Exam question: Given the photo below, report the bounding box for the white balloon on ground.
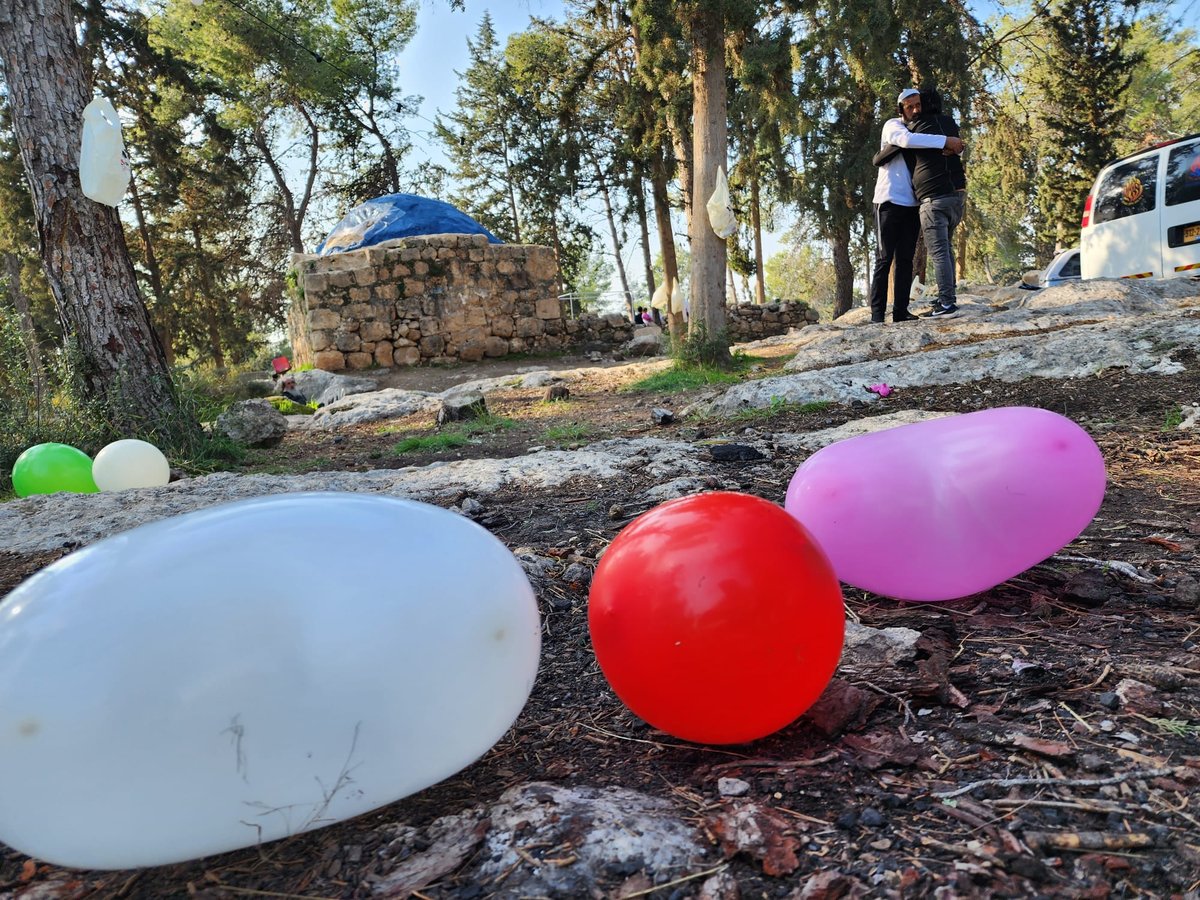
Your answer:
[91,438,171,491]
[0,492,541,870]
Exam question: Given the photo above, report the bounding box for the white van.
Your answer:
[1080,133,1200,281]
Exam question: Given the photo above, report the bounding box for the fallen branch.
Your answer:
[709,751,840,775]
[1024,831,1157,851]
[619,862,728,899]
[1052,555,1158,584]
[932,767,1174,799]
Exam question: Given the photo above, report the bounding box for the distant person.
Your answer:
[634,306,645,326]
[903,87,967,319]
[869,88,963,324]
[278,375,308,405]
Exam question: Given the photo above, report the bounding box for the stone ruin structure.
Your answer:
[286,234,817,370]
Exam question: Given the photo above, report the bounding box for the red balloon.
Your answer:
[588,492,845,744]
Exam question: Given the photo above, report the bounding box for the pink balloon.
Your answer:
[785,407,1106,602]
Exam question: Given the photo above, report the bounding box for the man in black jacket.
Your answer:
[902,88,966,319]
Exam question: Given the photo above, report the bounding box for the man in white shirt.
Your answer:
[868,88,963,323]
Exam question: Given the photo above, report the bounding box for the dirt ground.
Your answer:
[3,341,1200,899]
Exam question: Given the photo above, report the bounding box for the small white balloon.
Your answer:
[91,438,170,491]
[0,493,541,869]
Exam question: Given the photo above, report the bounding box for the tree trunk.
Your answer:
[128,173,174,366]
[831,228,854,318]
[0,0,187,439]
[362,98,400,194]
[750,167,766,304]
[687,10,730,364]
[633,175,655,305]
[651,147,684,341]
[191,226,224,372]
[255,126,304,254]
[592,158,632,317]
[727,266,738,304]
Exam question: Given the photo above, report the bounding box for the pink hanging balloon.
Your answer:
[785,407,1106,602]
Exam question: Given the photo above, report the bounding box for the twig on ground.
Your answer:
[933,767,1174,799]
[619,863,728,898]
[1023,831,1157,851]
[1052,554,1158,584]
[709,750,840,775]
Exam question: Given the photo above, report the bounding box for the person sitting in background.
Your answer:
[278,376,308,406]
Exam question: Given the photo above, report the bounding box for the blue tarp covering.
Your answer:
[315,193,502,255]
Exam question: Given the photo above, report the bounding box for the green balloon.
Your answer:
[12,443,99,497]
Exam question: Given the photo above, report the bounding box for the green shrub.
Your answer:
[0,314,109,495]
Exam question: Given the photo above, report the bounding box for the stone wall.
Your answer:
[726,301,818,340]
[286,234,817,370]
[287,234,564,370]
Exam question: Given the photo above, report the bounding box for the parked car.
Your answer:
[1080,132,1200,280]
[1021,247,1081,289]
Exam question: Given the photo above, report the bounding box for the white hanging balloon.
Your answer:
[92,438,171,491]
[0,493,541,869]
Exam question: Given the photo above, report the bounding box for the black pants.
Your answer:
[869,202,920,322]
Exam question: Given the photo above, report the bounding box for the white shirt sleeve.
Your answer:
[882,118,947,149]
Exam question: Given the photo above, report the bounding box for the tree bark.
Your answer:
[191,226,224,372]
[831,227,854,318]
[687,9,730,364]
[651,147,684,342]
[0,0,187,438]
[255,126,304,254]
[750,167,766,303]
[633,175,655,305]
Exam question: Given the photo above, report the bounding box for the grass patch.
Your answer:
[543,423,593,444]
[625,364,744,394]
[394,432,470,454]
[392,413,515,455]
[729,397,833,422]
[266,396,319,415]
[1163,406,1184,431]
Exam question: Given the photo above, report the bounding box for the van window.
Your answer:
[1060,253,1081,278]
[1093,155,1159,224]
[1166,142,1200,207]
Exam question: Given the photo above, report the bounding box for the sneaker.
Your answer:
[925,304,960,319]
[893,312,921,322]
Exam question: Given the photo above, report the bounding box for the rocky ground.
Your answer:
[3,280,1200,899]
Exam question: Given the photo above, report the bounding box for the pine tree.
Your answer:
[1036,0,1139,251]
[0,0,189,440]
[435,14,526,241]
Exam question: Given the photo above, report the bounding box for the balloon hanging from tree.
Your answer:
[588,492,845,745]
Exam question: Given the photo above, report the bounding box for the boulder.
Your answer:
[288,370,379,407]
[623,330,665,358]
[437,391,488,425]
[214,400,288,448]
